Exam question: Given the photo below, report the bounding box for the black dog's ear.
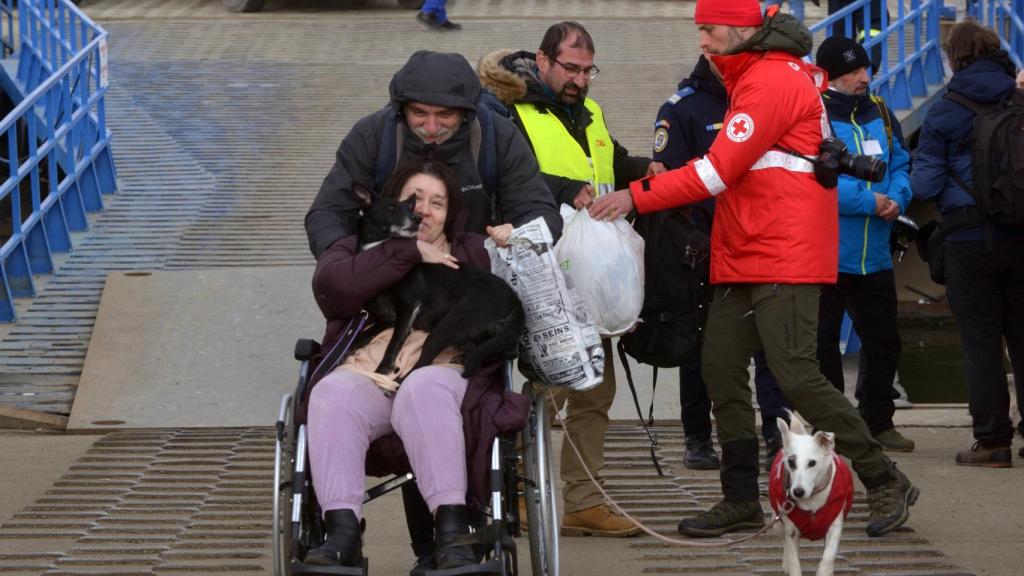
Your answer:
[353,185,375,209]
[401,195,417,209]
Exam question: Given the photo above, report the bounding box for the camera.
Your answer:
[814,138,887,188]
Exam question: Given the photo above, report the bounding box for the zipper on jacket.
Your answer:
[850,110,870,275]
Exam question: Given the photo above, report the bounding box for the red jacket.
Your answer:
[768,452,854,541]
[630,50,837,284]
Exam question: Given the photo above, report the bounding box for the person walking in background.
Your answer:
[416,0,461,31]
[651,53,791,471]
[911,20,1024,467]
[814,36,915,453]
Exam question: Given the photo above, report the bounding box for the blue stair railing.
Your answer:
[0,0,117,322]
[808,0,947,110]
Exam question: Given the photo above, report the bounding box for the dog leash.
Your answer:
[545,388,793,548]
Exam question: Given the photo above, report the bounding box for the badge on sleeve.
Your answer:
[726,113,754,143]
[654,127,669,152]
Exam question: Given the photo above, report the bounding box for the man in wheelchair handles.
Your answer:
[297,161,529,573]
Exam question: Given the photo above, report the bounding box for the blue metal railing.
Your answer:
[809,0,946,110]
[0,0,117,322]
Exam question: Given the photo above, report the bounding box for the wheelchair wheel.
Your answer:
[272,395,295,576]
[521,385,559,576]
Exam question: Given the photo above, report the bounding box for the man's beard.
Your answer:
[558,82,588,104]
[413,125,454,143]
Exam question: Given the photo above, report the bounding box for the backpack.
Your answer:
[375,90,508,222]
[618,205,712,368]
[944,89,1024,228]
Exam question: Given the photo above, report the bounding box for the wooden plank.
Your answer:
[0,405,68,429]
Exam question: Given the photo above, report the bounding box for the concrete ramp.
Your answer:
[68,267,321,431]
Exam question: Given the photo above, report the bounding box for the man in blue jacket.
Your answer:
[652,54,791,472]
[911,21,1024,467]
[815,36,915,453]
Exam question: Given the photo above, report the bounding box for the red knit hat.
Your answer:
[694,0,764,27]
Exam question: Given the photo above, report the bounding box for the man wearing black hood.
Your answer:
[305,50,561,260]
[478,21,662,538]
[651,54,791,474]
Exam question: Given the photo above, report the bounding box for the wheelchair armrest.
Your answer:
[294,339,322,362]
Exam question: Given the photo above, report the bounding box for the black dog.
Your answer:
[354,187,525,378]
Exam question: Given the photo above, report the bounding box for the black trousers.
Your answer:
[817,269,901,435]
[945,239,1024,446]
[679,351,790,442]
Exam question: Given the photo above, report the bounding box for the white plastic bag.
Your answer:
[553,205,645,336]
[486,217,602,392]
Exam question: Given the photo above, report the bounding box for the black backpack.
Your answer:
[944,89,1024,228]
[619,206,712,368]
[375,90,507,221]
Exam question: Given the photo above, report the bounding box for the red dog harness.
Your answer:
[768,451,854,541]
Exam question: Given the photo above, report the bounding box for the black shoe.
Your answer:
[683,437,720,470]
[416,11,462,30]
[763,435,782,472]
[410,553,436,576]
[956,442,1012,468]
[303,509,363,567]
[434,505,477,569]
[865,464,920,537]
[676,500,764,538]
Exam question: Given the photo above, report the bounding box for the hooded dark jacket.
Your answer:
[477,49,652,207]
[301,227,529,509]
[911,51,1022,241]
[305,51,561,259]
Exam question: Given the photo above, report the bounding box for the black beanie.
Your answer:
[815,35,871,81]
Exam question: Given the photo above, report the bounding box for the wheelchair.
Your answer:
[272,314,561,576]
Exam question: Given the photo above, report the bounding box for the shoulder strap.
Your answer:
[375,106,402,191]
[474,104,500,222]
[944,90,986,115]
[871,95,893,153]
[615,340,665,476]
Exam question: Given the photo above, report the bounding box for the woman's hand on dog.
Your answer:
[418,240,460,269]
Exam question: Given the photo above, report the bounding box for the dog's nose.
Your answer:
[792,487,805,498]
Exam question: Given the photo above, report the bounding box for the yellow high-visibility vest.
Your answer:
[515,98,616,197]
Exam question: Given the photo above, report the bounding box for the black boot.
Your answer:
[433,505,477,569]
[304,509,363,567]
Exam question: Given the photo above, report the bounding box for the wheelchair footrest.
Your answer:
[426,558,504,576]
[289,558,368,576]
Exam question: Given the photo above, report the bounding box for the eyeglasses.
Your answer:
[547,54,600,80]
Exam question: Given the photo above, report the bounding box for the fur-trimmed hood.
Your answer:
[477,49,554,107]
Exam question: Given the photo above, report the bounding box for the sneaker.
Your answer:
[893,380,913,409]
[874,428,916,452]
[955,442,1012,468]
[763,435,782,472]
[683,437,720,470]
[415,11,462,30]
[676,500,764,538]
[560,503,641,537]
[865,465,920,537]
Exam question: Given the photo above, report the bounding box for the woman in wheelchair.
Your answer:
[303,159,526,571]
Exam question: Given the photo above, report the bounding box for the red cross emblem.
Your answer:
[726,113,754,142]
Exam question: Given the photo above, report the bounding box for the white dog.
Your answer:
[768,413,854,576]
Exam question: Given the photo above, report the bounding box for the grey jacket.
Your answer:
[305,50,561,258]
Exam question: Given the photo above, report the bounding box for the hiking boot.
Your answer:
[415,11,462,30]
[865,465,920,537]
[955,442,1012,468]
[763,435,782,472]
[874,428,916,452]
[676,500,764,538]
[560,503,641,537]
[683,437,720,470]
